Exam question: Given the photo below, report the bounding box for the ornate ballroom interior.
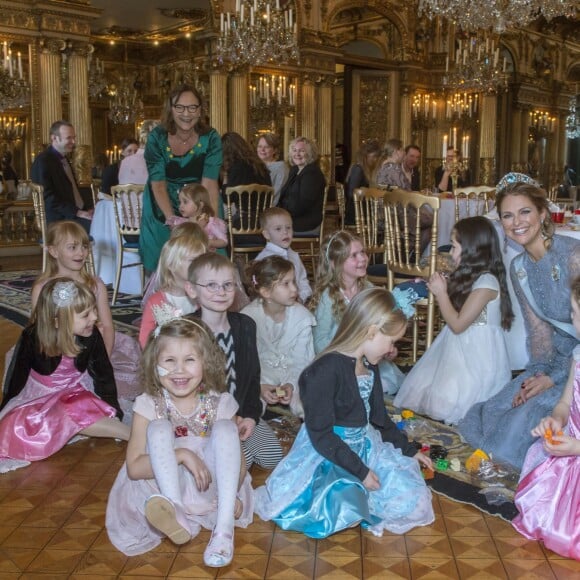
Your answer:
[0,0,578,196]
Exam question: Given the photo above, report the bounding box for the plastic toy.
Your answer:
[544,428,563,445]
[401,410,415,419]
[435,458,449,470]
[465,449,489,472]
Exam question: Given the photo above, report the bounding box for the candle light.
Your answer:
[502,57,507,73]
[452,127,457,149]
[442,135,448,160]
[240,4,244,21]
[220,13,224,33]
[17,52,22,79]
[289,8,293,27]
[445,55,449,72]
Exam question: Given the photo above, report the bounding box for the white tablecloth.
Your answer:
[437,197,492,247]
[90,199,142,295]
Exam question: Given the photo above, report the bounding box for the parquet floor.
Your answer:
[0,316,579,579]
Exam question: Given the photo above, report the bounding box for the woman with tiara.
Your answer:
[459,174,580,469]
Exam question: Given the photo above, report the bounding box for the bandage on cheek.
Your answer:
[157,365,171,377]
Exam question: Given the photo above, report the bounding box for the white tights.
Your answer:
[146,419,241,534]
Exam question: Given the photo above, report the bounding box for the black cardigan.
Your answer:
[278,162,326,232]
[1,325,123,419]
[190,311,262,424]
[299,352,417,481]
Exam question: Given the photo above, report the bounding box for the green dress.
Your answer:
[140,126,223,272]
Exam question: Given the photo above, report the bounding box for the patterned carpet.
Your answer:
[0,269,519,520]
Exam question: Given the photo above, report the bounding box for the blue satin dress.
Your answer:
[254,373,434,538]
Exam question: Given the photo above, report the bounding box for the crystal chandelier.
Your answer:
[0,42,30,111]
[87,55,108,99]
[411,93,438,130]
[250,74,296,123]
[108,44,144,126]
[216,0,300,68]
[566,94,580,139]
[0,115,25,142]
[529,109,556,139]
[418,0,577,33]
[443,34,509,94]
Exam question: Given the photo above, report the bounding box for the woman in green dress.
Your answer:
[140,85,223,272]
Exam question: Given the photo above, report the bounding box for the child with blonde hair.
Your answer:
[178,183,228,251]
[255,207,312,303]
[0,278,128,473]
[139,234,206,346]
[311,230,413,395]
[255,287,434,537]
[242,256,316,416]
[31,220,141,412]
[106,318,253,564]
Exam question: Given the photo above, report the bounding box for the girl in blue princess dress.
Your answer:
[394,216,514,424]
[254,287,434,538]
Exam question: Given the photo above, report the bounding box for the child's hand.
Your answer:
[261,384,280,405]
[278,383,294,405]
[177,448,212,492]
[427,272,447,297]
[236,417,256,441]
[362,469,380,491]
[544,434,580,457]
[414,451,434,470]
[531,416,563,437]
[195,213,209,228]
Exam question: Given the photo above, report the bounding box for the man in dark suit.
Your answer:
[403,145,422,191]
[31,120,93,232]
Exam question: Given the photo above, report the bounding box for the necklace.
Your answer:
[175,131,196,145]
[157,387,217,437]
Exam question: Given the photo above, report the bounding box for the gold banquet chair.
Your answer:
[353,187,388,286]
[224,184,274,262]
[31,182,95,276]
[110,183,145,305]
[453,186,495,222]
[383,188,441,362]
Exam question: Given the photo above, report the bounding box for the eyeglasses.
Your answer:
[172,103,201,113]
[195,281,236,294]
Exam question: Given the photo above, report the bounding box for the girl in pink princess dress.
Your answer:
[106,317,253,566]
[512,276,580,560]
[0,278,129,473]
[31,220,142,418]
[178,183,228,252]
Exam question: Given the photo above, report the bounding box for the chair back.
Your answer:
[335,182,346,229]
[383,189,441,357]
[111,183,144,236]
[354,186,385,260]
[90,179,101,207]
[30,183,48,271]
[453,186,495,221]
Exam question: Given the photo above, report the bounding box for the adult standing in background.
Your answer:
[278,137,326,235]
[402,145,421,191]
[344,140,381,226]
[100,138,139,194]
[31,120,93,233]
[118,120,158,186]
[140,85,222,273]
[256,133,288,205]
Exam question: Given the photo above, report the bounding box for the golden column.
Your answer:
[300,77,316,141]
[400,92,413,148]
[479,94,497,185]
[229,73,248,138]
[68,44,92,186]
[38,38,65,147]
[317,79,333,182]
[520,108,530,173]
[210,71,228,135]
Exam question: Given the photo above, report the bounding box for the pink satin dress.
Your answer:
[512,346,580,560]
[0,356,116,465]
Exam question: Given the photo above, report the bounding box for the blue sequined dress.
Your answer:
[459,235,580,468]
[254,372,434,538]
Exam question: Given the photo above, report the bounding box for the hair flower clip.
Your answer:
[52,281,78,309]
[392,286,420,319]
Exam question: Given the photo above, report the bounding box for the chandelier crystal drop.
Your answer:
[108,75,145,125]
[216,0,300,68]
[418,0,577,33]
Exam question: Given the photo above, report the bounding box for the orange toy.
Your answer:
[544,428,564,445]
[465,449,489,472]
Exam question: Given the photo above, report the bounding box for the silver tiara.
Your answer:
[52,281,78,309]
[496,172,539,195]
